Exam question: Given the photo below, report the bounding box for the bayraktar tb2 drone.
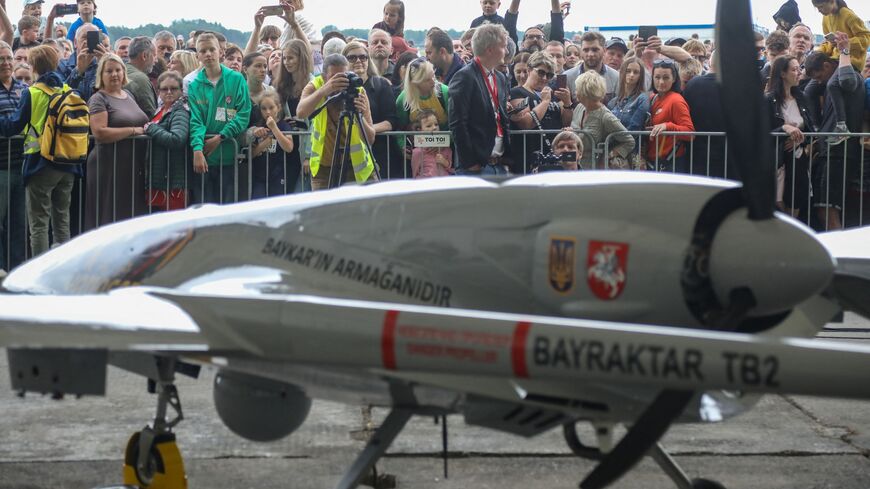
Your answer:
[2,1,870,488]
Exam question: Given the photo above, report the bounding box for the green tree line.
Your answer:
[106,19,250,46]
[104,20,578,48]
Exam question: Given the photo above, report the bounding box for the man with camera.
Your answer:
[297,54,377,190]
[533,130,581,172]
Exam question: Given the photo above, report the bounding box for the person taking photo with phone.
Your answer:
[507,51,571,172]
[60,23,105,102]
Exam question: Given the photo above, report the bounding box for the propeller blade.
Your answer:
[582,3,777,485]
[716,0,774,220]
[579,390,695,489]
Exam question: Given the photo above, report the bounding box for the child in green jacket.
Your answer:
[189,32,251,204]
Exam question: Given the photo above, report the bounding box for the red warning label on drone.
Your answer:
[382,311,514,370]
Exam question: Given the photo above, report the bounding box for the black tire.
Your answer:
[691,478,727,489]
[562,423,603,461]
[123,431,168,487]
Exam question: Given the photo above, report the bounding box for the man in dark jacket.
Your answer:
[448,24,511,174]
[803,40,866,230]
[682,50,731,179]
[426,28,465,85]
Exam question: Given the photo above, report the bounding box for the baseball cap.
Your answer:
[605,37,628,53]
[23,0,44,6]
[665,37,687,47]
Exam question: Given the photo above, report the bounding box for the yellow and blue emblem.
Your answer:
[548,237,576,293]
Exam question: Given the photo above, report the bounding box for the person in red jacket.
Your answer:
[646,58,694,172]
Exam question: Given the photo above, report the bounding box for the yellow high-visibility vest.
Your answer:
[23,83,69,154]
[308,76,374,182]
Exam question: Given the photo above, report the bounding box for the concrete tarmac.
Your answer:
[1,315,870,489]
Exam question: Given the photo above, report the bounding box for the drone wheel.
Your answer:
[691,478,727,489]
[123,431,186,489]
[562,423,603,461]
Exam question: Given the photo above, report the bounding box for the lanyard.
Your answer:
[476,58,503,137]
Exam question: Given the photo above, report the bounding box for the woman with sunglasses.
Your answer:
[144,71,190,211]
[343,41,398,178]
[507,51,572,172]
[645,58,694,172]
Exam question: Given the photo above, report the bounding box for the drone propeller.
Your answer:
[580,1,791,487]
[716,0,775,220]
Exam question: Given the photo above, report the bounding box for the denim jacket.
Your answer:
[607,92,650,132]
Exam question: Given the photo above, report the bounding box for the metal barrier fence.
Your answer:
[1,129,868,272]
[603,130,870,231]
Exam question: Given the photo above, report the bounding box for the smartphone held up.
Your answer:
[56,3,78,16]
[86,30,100,53]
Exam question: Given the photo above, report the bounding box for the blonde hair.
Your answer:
[342,40,378,79]
[682,39,706,55]
[94,54,127,89]
[679,58,703,80]
[403,59,438,114]
[196,32,220,49]
[255,87,284,119]
[169,49,198,78]
[574,70,606,101]
[552,130,584,155]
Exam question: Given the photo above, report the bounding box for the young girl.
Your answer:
[411,110,453,178]
[372,0,405,38]
[250,88,299,198]
[810,0,870,143]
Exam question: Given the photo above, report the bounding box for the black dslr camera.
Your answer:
[341,71,365,105]
[532,151,578,172]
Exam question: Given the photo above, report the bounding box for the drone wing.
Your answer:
[2,287,869,401]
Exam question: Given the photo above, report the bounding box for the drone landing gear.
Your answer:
[335,408,412,489]
[564,421,726,489]
[649,443,725,489]
[122,358,187,489]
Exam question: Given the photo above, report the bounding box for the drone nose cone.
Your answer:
[709,212,835,316]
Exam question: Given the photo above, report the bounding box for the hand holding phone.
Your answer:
[56,3,78,16]
[556,74,567,90]
[824,33,836,43]
[86,30,100,53]
[261,5,284,16]
[638,26,658,43]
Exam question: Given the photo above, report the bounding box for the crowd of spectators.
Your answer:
[0,0,869,275]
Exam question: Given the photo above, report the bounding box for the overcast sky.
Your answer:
[12,1,829,35]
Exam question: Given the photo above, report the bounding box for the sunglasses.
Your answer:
[534,68,555,79]
[346,54,369,63]
[653,58,676,67]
